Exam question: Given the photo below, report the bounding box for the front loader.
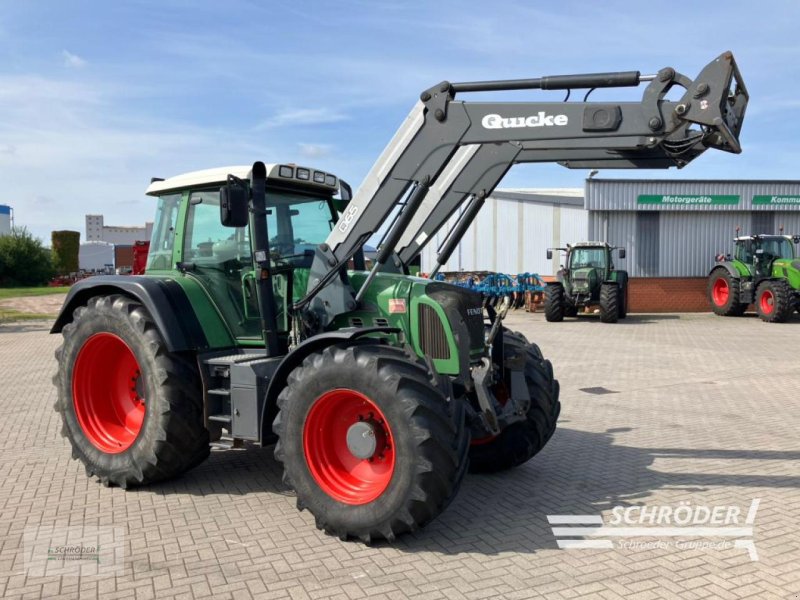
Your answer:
[52,52,747,542]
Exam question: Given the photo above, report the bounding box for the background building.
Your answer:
[85,214,153,245]
[419,189,586,275]
[78,241,115,272]
[420,179,800,312]
[586,179,800,277]
[0,204,11,236]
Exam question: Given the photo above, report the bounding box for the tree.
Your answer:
[52,230,80,275]
[0,227,55,287]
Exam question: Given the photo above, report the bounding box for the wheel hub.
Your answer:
[303,389,396,505]
[346,421,378,459]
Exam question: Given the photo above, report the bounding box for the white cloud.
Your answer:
[257,107,348,129]
[62,50,87,69]
[298,143,333,159]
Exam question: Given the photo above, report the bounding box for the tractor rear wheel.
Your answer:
[755,280,793,323]
[53,295,209,488]
[599,283,619,323]
[544,283,566,322]
[707,269,747,316]
[616,272,629,319]
[273,343,469,542]
[469,330,560,473]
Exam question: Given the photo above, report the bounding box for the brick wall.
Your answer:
[628,277,709,312]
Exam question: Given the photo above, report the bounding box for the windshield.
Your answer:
[569,248,607,270]
[757,237,795,260]
[267,190,335,263]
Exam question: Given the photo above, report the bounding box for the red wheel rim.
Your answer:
[712,277,729,306]
[303,389,395,505]
[760,289,775,314]
[72,333,145,453]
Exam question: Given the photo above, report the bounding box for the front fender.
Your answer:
[259,327,400,445]
[709,262,742,280]
[50,276,210,352]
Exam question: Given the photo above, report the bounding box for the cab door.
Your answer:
[182,189,262,340]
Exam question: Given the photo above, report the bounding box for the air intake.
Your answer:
[418,304,450,359]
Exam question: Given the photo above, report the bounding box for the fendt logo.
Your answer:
[481,112,569,130]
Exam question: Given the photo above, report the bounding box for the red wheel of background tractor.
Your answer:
[759,288,774,315]
[303,389,395,505]
[72,333,145,453]
[755,280,792,322]
[707,269,746,316]
[712,277,729,307]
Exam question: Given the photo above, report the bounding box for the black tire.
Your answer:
[545,283,565,322]
[755,280,793,323]
[53,295,209,488]
[599,283,619,323]
[469,330,560,473]
[273,343,469,542]
[616,272,629,319]
[707,269,747,316]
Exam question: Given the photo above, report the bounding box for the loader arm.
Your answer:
[304,51,747,326]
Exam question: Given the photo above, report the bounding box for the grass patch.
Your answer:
[0,308,56,323]
[0,286,70,300]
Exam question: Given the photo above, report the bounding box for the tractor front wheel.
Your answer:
[273,343,469,542]
[755,280,793,323]
[53,295,209,488]
[469,330,560,473]
[599,283,619,323]
[707,269,746,316]
[544,283,566,322]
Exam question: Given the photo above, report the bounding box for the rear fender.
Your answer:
[50,276,210,352]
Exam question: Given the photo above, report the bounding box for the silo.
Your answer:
[0,205,11,236]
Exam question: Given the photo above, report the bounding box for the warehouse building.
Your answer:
[85,214,153,245]
[419,189,586,276]
[587,179,800,311]
[420,179,800,312]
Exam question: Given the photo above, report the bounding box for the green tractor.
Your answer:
[708,234,800,322]
[544,243,629,323]
[51,53,747,541]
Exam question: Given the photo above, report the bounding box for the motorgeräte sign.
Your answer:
[637,194,740,206]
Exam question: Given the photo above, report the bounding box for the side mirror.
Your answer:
[220,175,249,227]
[618,248,626,259]
[793,235,800,244]
[546,249,553,260]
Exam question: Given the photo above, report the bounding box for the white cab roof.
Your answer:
[145,163,339,196]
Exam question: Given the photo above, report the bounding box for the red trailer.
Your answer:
[132,240,150,275]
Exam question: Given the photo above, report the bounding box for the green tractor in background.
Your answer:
[544,243,629,324]
[708,234,800,322]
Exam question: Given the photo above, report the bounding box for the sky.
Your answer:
[1,1,799,243]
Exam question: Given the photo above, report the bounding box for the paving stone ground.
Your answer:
[1,311,799,599]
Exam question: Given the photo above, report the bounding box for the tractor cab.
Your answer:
[734,235,798,279]
[145,165,344,345]
[563,243,620,300]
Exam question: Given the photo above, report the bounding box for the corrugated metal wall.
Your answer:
[586,179,800,211]
[589,211,800,277]
[420,194,587,276]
